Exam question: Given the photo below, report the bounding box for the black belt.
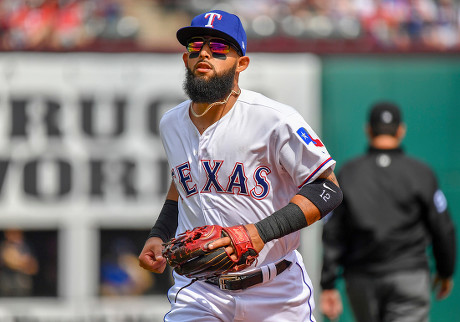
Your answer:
[205,260,292,291]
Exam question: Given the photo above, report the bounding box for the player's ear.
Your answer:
[365,124,373,138]
[236,55,250,73]
[182,52,189,67]
[396,123,406,140]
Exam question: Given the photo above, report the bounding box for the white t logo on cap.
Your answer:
[204,13,222,28]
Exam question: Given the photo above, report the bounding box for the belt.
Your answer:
[205,260,292,291]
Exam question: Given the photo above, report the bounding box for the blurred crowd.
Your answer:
[0,0,459,52]
[0,0,141,51]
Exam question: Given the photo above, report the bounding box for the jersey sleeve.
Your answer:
[276,112,335,188]
[420,169,456,278]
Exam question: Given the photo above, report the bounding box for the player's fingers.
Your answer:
[432,276,453,300]
[154,248,164,261]
[208,237,238,260]
[321,300,335,320]
[139,254,154,269]
[139,253,166,273]
[224,245,239,261]
[138,237,166,271]
[437,280,453,299]
[320,290,342,320]
[139,247,164,265]
[144,261,166,273]
[151,260,167,274]
[207,236,231,250]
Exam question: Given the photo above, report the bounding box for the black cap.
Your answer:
[369,101,402,136]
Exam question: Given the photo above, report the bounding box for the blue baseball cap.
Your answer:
[177,10,247,56]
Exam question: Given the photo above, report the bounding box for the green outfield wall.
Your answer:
[321,56,460,322]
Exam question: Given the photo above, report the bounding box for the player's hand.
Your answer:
[138,237,167,273]
[320,289,343,321]
[207,224,265,261]
[432,275,454,300]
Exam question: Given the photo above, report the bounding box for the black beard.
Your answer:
[183,64,237,103]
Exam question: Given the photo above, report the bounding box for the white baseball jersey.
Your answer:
[160,89,335,267]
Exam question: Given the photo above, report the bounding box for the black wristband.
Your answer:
[147,199,178,242]
[254,203,308,243]
[297,179,343,218]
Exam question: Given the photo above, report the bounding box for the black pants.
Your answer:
[345,270,430,322]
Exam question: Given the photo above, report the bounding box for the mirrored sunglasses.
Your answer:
[186,38,237,55]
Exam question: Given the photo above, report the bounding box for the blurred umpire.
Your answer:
[320,102,456,322]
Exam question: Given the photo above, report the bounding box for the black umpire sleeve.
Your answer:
[421,170,456,278]
[320,201,350,290]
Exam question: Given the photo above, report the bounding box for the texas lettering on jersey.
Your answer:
[172,160,271,200]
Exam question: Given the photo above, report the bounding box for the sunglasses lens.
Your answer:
[187,41,204,53]
[209,41,230,54]
[186,38,232,55]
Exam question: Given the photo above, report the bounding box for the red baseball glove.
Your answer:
[162,225,258,279]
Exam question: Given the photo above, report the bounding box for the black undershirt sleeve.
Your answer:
[147,199,179,242]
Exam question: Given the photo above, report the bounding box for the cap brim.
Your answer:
[177,26,242,55]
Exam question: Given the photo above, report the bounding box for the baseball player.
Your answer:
[138,10,343,322]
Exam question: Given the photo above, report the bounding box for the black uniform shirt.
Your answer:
[321,147,456,290]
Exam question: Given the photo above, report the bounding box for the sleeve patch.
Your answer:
[434,189,447,213]
[296,127,324,147]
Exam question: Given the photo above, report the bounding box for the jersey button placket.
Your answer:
[197,133,209,211]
